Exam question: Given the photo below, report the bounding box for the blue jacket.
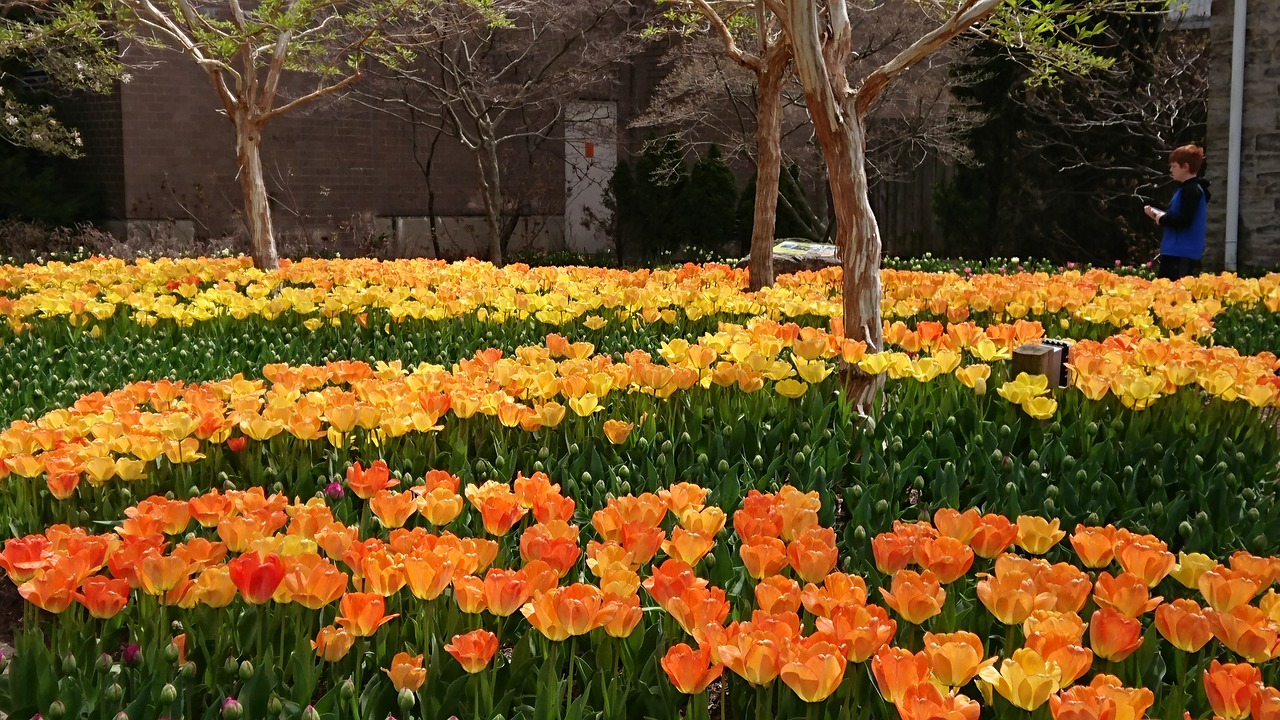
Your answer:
[1159,178,1211,260]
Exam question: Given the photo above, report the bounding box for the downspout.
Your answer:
[1224,0,1247,272]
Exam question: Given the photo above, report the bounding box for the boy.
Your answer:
[1144,144,1211,280]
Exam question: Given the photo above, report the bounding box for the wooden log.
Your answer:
[1011,344,1061,388]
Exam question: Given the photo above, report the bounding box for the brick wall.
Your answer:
[1204,0,1280,272]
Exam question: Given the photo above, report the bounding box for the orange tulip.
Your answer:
[661,643,725,694]
[346,460,397,500]
[369,490,417,529]
[403,552,454,601]
[1154,598,1213,653]
[881,570,946,624]
[787,527,838,584]
[740,537,788,580]
[283,560,348,609]
[914,535,975,584]
[813,603,896,663]
[1025,632,1093,687]
[667,585,731,642]
[453,574,487,614]
[75,575,131,619]
[1092,572,1161,618]
[619,523,664,565]
[659,482,709,516]
[716,629,787,687]
[483,568,531,617]
[1086,675,1154,720]
[1113,536,1174,588]
[1070,525,1117,569]
[781,639,846,702]
[895,682,981,720]
[871,645,930,704]
[1050,685,1118,720]
[933,508,982,544]
[519,521,581,577]
[1207,604,1280,663]
[336,592,398,637]
[1200,566,1262,612]
[312,625,355,662]
[969,514,1019,559]
[800,572,869,618]
[1016,516,1065,555]
[643,559,707,609]
[359,550,406,597]
[445,629,499,673]
[602,593,643,638]
[679,506,727,536]
[1230,551,1279,589]
[385,652,427,692]
[1254,686,1280,720]
[1088,607,1143,662]
[138,553,192,596]
[755,575,801,615]
[603,419,634,444]
[465,482,528,537]
[417,487,464,526]
[662,527,716,566]
[872,532,916,575]
[189,566,237,608]
[923,631,994,688]
[1024,610,1088,643]
[188,490,236,528]
[1035,563,1094,614]
[1203,660,1261,720]
[0,535,53,583]
[532,493,575,524]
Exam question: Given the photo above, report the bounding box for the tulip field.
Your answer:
[1,257,1280,720]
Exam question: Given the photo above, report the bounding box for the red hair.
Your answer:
[1169,144,1204,174]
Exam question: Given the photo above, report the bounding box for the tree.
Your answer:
[58,0,446,269]
[0,0,118,156]
[361,0,638,266]
[769,0,1161,412]
[935,5,1206,263]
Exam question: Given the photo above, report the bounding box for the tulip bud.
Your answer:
[97,653,113,673]
[181,662,196,680]
[619,481,631,495]
[619,465,631,478]
[238,660,253,681]
[340,679,355,700]
[47,700,66,719]
[223,657,238,676]
[302,707,321,720]
[717,459,730,473]
[537,447,550,460]
[164,643,179,664]
[160,684,178,704]
[122,645,141,666]
[113,712,129,720]
[106,683,124,703]
[267,696,283,715]
[533,461,544,473]
[221,698,243,720]
[594,480,605,494]
[581,471,592,484]
[61,654,78,674]
[398,689,415,712]
[657,453,668,467]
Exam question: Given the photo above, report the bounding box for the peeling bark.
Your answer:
[234,118,279,271]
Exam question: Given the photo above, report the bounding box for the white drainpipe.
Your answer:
[1224,0,1247,272]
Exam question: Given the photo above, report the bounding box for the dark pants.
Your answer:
[1158,255,1201,280]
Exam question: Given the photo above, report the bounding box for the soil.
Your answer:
[0,581,20,649]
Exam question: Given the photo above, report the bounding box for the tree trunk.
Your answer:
[234,118,279,270]
[475,131,504,266]
[748,46,788,292]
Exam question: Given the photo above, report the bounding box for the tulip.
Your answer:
[872,532,916,575]
[755,575,801,615]
[1199,566,1262,612]
[658,482,709,516]
[369,490,417,529]
[716,630,786,687]
[465,482,528,537]
[933,508,982,544]
[781,639,846,703]
[445,630,499,673]
[1088,608,1143,662]
[403,552,454,601]
[1069,525,1117,568]
[1016,516,1065,555]
[661,643,724,694]
[1092,572,1161,618]
[346,460,396,499]
[923,631,994,688]
[976,648,1062,711]
[417,487,464,526]
[667,586,731,642]
[385,652,426,692]
[895,682,981,720]
[1086,675,1154,720]
[602,419,634,444]
[0,535,52,583]
[1170,551,1217,589]
[881,569,946,624]
[483,568,531,617]
[1113,537,1174,588]
[913,535,975,584]
[643,559,707,609]
[1207,604,1280,663]
[1154,598,1213,653]
[969,514,1019,559]
[662,527,716,567]
[312,626,355,662]
[871,645,930,704]
[1254,686,1280,720]
[336,592,398,637]
[1050,686,1118,720]
[1229,551,1279,589]
[601,593,643,638]
[75,575,131,619]
[800,572,869,617]
[740,538,788,580]
[1203,660,1261,720]
[283,561,347,610]
[453,575,488,614]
